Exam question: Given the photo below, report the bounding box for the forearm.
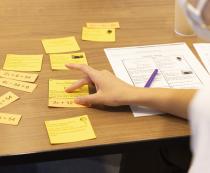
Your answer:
[203,0,210,24]
[125,87,197,119]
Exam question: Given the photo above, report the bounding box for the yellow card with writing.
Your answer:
[82,27,115,42]
[0,78,37,93]
[0,70,38,83]
[49,98,83,108]
[0,91,19,109]
[86,22,120,29]
[50,52,88,70]
[48,79,88,107]
[0,113,21,125]
[45,115,96,144]
[42,36,80,54]
[3,54,43,72]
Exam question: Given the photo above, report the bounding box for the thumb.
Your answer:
[74,94,101,106]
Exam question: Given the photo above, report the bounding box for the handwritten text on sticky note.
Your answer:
[0,70,38,82]
[48,79,88,107]
[0,113,21,125]
[0,92,19,109]
[45,115,96,144]
[0,78,37,92]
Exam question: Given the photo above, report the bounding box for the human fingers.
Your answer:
[65,64,98,79]
[65,77,92,93]
[74,93,102,106]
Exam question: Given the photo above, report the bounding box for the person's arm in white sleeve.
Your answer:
[188,82,210,173]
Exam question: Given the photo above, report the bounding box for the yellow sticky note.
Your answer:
[48,79,88,107]
[50,52,88,70]
[3,54,43,72]
[86,22,120,29]
[49,98,83,108]
[82,27,115,42]
[0,78,37,93]
[0,92,19,109]
[0,113,21,125]
[42,36,80,54]
[45,115,96,144]
[0,70,38,83]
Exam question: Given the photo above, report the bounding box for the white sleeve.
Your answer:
[188,82,210,173]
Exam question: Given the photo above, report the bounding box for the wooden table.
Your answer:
[0,0,199,164]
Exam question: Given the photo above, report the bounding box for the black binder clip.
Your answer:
[72,55,83,59]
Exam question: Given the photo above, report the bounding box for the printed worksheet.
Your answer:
[193,43,210,73]
[104,43,210,117]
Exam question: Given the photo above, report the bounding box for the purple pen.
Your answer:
[144,69,158,88]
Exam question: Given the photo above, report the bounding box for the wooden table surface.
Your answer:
[0,0,200,162]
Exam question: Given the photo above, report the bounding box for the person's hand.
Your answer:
[65,64,136,107]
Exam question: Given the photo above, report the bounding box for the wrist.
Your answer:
[123,87,173,108]
[118,86,146,105]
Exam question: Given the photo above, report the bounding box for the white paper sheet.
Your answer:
[193,43,210,74]
[104,43,210,117]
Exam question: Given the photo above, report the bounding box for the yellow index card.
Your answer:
[82,27,115,42]
[0,78,37,93]
[86,22,120,29]
[45,115,96,144]
[0,70,38,83]
[3,54,43,72]
[42,36,80,54]
[50,52,88,70]
[48,79,89,107]
[0,91,19,109]
[0,113,21,125]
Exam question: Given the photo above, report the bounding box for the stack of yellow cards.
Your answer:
[1,54,42,92]
[50,52,88,70]
[82,22,120,42]
[41,36,87,69]
[45,115,96,144]
[48,79,89,107]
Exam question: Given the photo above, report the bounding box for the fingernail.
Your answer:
[65,88,70,92]
[65,64,71,67]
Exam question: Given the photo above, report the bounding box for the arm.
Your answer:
[203,0,210,25]
[189,0,210,25]
[129,87,196,119]
[65,64,197,119]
